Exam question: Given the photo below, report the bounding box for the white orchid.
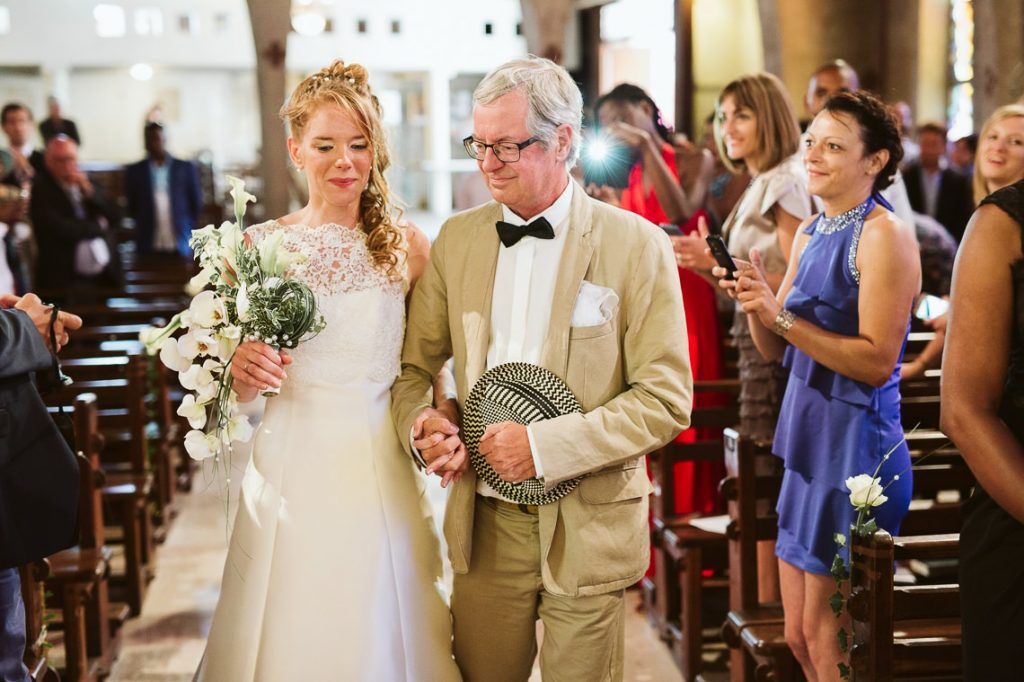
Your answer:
[183,429,219,461]
[179,363,215,392]
[226,414,254,443]
[189,290,227,328]
[176,394,208,429]
[194,379,219,405]
[159,337,191,373]
[178,328,219,360]
[216,325,241,361]
[845,474,888,509]
[226,175,257,221]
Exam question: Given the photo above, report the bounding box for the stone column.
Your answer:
[246,0,291,219]
[973,0,1024,125]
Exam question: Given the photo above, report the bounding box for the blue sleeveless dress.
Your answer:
[772,196,914,575]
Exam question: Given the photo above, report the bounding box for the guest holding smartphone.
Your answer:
[716,91,920,679]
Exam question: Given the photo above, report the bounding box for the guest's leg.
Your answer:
[0,568,30,682]
[536,588,625,682]
[801,569,848,682]
[451,497,540,682]
[778,558,816,681]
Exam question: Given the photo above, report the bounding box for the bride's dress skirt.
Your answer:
[195,380,461,681]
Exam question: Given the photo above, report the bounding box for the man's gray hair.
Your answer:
[473,56,583,168]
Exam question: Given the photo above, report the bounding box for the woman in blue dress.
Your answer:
[715,91,920,680]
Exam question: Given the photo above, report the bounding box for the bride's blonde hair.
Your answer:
[280,60,404,277]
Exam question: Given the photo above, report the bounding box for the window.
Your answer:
[356,18,367,34]
[948,0,974,139]
[94,4,126,38]
[515,22,523,36]
[134,7,163,36]
[214,12,229,32]
[391,19,401,34]
[0,7,9,35]
[178,12,199,35]
[483,22,493,35]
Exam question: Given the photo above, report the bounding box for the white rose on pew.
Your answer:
[226,413,253,443]
[190,290,227,329]
[176,394,208,429]
[179,363,215,392]
[184,429,219,461]
[159,338,191,373]
[845,474,887,509]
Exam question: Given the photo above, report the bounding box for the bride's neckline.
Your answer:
[271,219,362,231]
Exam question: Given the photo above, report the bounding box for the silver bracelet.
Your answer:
[773,309,796,336]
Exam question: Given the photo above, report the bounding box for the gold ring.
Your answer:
[244,361,251,372]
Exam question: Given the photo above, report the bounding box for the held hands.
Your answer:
[0,293,82,353]
[673,214,716,271]
[412,406,467,488]
[714,249,780,329]
[230,341,291,399]
[478,422,536,483]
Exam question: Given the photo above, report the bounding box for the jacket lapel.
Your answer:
[540,184,594,379]
[461,203,502,391]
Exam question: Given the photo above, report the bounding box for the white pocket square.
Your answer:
[571,281,619,327]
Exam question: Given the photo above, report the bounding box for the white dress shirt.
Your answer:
[476,178,574,501]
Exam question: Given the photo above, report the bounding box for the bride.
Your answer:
[195,61,462,681]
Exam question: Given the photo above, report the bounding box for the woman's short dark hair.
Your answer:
[821,90,903,192]
[594,83,672,143]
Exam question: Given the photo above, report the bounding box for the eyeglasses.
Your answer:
[463,135,540,163]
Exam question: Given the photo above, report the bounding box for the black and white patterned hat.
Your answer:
[463,362,582,505]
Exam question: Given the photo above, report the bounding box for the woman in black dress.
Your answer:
[942,178,1024,679]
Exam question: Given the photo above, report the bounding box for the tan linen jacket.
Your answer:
[391,184,693,597]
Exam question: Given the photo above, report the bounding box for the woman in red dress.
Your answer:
[591,84,725,517]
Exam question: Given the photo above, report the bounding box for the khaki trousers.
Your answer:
[451,495,625,682]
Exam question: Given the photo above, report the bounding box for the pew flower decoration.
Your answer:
[141,176,326,479]
[829,436,909,679]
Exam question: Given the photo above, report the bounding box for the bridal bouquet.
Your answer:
[141,176,326,478]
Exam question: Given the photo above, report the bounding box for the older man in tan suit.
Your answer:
[391,57,692,681]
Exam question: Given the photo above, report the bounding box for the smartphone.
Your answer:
[705,234,738,280]
[660,223,684,237]
[914,294,949,321]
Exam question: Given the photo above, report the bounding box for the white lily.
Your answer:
[845,474,888,509]
[226,175,257,222]
[236,282,251,322]
[179,363,215,392]
[189,290,227,328]
[184,429,219,461]
[176,394,208,429]
[159,337,191,373]
[226,413,254,443]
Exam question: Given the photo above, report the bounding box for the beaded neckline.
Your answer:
[815,197,873,235]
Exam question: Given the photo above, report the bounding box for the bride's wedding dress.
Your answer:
[195,222,460,681]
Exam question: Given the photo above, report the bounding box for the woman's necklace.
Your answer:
[816,196,873,235]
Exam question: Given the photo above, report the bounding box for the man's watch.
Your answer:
[773,309,796,336]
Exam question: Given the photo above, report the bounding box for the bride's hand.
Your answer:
[230,341,291,397]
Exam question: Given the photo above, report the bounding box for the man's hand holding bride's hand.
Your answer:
[412,407,467,488]
[230,341,292,401]
[479,422,536,483]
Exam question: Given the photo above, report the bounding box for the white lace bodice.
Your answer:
[246,221,407,386]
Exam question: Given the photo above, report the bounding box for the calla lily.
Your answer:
[186,265,216,297]
[176,394,208,429]
[189,290,227,328]
[226,175,257,223]
[845,474,888,509]
[236,282,251,322]
[227,414,253,443]
[184,429,219,461]
[159,338,190,373]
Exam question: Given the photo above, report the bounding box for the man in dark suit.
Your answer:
[123,122,203,256]
[0,103,43,184]
[38,96,80,147]
[30,136,122,294]
[0,291,82,682]
[904,122,974,242]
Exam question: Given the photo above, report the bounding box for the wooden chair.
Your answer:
[19,559,56,681]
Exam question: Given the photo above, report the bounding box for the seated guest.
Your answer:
[124,122,203,256]
[904,122,973,241]
[942,178,1024,680]
[1,103,42,183]
[717,91,919,679]
[30,136,122,293]
[38,96,79,146]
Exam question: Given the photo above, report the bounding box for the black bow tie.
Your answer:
[495,217,555,248]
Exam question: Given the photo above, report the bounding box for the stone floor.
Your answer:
[99,445,683,681]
